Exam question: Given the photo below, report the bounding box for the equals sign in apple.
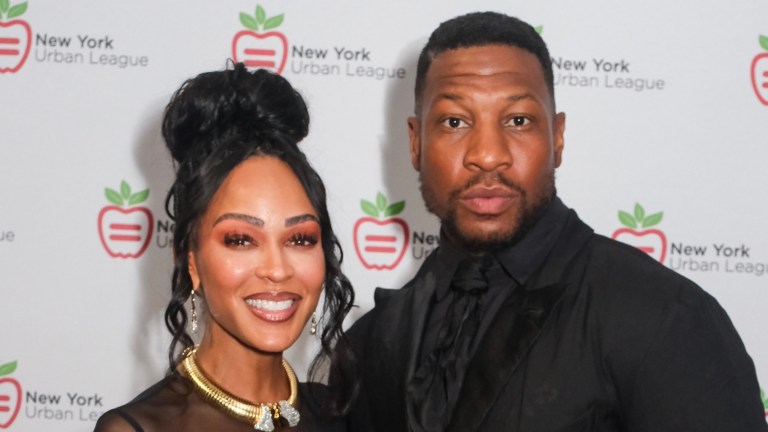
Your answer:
[242,48,277,69]
[0,394,10,412]
[109,223,142,242]
[364,235,398,254]
[762,71,768,89]
[0,37,20,57]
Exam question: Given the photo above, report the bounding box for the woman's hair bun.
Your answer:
[162,63,309,165]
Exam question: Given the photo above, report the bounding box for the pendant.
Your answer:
[279,400,300,427]
[254,404,275,431]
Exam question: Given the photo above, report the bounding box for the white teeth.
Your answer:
[245,298,294,311]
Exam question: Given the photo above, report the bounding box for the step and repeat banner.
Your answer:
[1,0,767,429]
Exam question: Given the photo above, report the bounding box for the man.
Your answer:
[344,11,767,432]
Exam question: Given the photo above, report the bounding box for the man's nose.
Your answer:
[463,122,513,172]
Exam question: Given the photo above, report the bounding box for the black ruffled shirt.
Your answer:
[418,197,568,365]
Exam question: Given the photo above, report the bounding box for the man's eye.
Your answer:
[508,116,530,127]
[442,117,467,128]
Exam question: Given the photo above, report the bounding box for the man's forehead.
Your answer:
[426,45,544,83]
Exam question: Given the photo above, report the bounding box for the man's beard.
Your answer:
[420,171,555,254]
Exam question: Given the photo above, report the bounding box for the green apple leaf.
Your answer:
[264,14,284,30]
[0,0,9,15]
[376,192,387,212]
[760,35,768,52]
[256,5,266,25]
[240,13,259,30]
[128,189,149,206]
[634,203,645,222]
[534,25,543,34]
[120,180,131,200]
[0,360,17,376]
[105,188,124,206]
[643,211,663,228]
[7,1,26,19]
[384,201,405,217]
[361,199,379,217]
[618,210,637,228]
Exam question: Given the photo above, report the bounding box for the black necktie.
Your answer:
[410,256,497,431]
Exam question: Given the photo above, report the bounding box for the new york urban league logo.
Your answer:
[611,203,667,263]
[232,5,287,74]
[98,180,153,259]
[353,192,409,270]
[0,0,30,74]
[0,361,21,429]
[751,34,768,105]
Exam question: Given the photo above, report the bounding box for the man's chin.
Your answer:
[444,220,521,254]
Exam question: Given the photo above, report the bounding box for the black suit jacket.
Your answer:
[346,209,767,431]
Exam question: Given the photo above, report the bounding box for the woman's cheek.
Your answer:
[205,251,256,288]
[294,249,325,291]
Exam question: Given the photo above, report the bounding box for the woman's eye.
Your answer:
[224,233,253,248]
[508,116,530,127]
[442,117,467,128]
[290,233,319,247]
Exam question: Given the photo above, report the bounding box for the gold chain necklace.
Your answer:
[179,345,300,431]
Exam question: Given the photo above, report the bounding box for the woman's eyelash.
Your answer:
[224,233,253,247]
[291,233,318,246]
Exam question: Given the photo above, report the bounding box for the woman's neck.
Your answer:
[194,327,290,404]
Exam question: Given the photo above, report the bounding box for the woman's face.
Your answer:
[188,156,325,354]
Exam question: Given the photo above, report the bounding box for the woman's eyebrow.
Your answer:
[285,214,319,227]
[213,213,264,227]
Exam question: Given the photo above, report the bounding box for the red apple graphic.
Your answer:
[232,5,287,74]
[611,203,667,263]
[97,180,153,259]
[0,361,21,429]
[0,1,31,74]
[354,192,409,270]
[751,34,768,106]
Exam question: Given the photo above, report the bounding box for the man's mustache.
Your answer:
[449,172,525,201]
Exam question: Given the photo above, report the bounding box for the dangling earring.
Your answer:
[190,288,198,334]
[310,313,317,335]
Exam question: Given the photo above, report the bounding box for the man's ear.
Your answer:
[188,251,200,289]
[553,112,566,168]
[408,116,422,171]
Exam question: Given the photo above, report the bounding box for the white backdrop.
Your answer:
[1,0,767,429]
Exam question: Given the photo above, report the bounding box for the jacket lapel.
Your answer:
[448,211,594,431]
[365,253,439,430]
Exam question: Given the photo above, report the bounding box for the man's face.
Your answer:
[409,45,565,253]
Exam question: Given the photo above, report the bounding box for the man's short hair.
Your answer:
[414,11,555,113]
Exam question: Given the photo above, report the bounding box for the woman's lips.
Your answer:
[459,187,517,215]
[244,293,300,322]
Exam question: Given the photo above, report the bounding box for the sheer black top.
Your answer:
[94,372,345,432]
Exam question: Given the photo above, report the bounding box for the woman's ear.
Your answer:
[188,251,200,289]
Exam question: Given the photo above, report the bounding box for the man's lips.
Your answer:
[244,292,301,322]
[459,187,518,215]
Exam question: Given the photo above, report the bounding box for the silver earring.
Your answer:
[310,313,317,335]
[190,289,198,334]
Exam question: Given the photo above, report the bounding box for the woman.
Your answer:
[95,64,356,431]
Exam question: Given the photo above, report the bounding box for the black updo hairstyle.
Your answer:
[161,62,356,415]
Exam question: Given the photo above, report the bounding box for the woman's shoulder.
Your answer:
[94,373,194,432]
[94,410,145,432]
